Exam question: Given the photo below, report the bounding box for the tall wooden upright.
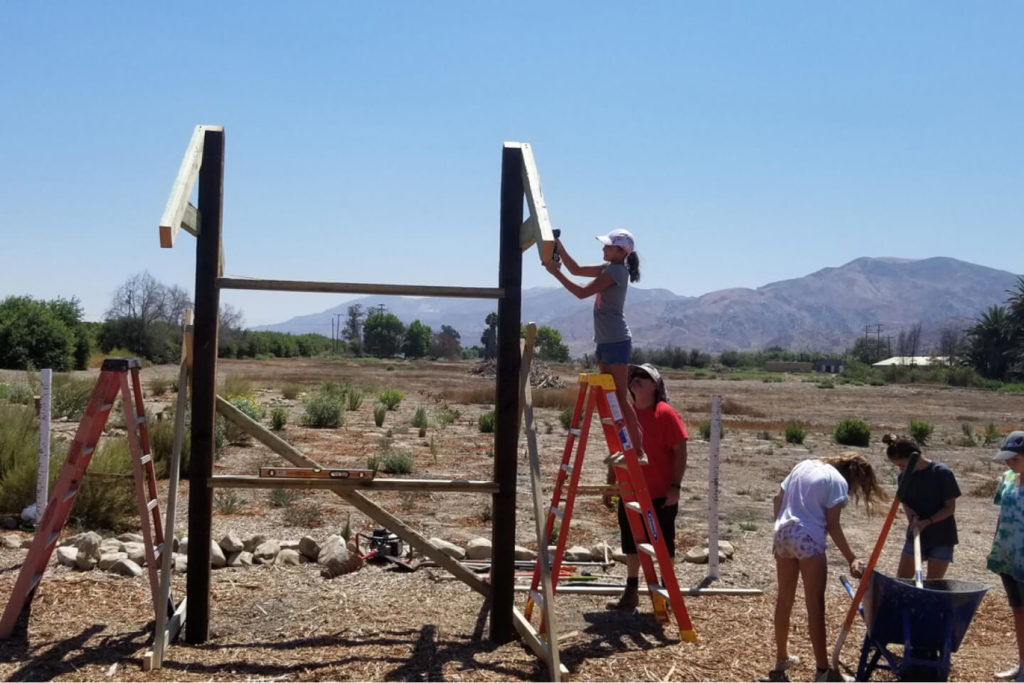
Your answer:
[186,127,224,643]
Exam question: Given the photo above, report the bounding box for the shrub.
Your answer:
[0,405,63,515]
[908,419,933,446]
[2,383,33,406]
[70,438,137,531]
[149,407,190,478]
[148,376,170,396]
[268,488,300,508]
[346,388,364,411]
[51,375,95,420]
[283,501,323,527]
[478,410,496,433]
[834,418,871,447]
[436,405,460,427]
[785,422,806,445]
[984,422,1002,446]
[698,420,723,441]
[225,395,263,444]
[373,403,387,427]
[379,450,413,474]
[303,393,344,428]
[281,383,302,400]
[319,381,347,399]
[411,407,429,430]
[559,408,573,431]
[270,407,288,431]
[213,490,246,515]
[220,375,251,398]
[378,389,404,410]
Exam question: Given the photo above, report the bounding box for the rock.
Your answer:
[56,546,77,567]
[465,537,492,560]
[276,549,301,566]
[514,545,537,561]
[99,539,125,554]
[20,504,37,523]
[590,541,614,562]
[219,531,244,554]
[227,551,253,567]
[1,517,18,530]
[1,534,22,549]
[19,538,32,549]
[116,532,144,544]
[211,542,227,568]
[685,547,709,564]
[123,542,146,565]
[319,539,361,578]
[72,531,103,559]
[243,534,268,553]
[75,552,98,571]
[564,546,592,562]
[718,540,735,558]
[253,539,280,564]
[98,552,128,571]
[611,548,627,563]
[280,539,300,551]
[429,538,466,561]
[174,553,188,573]
[179,537,189,554]
[110,558,144,577]
[299,536,321,561]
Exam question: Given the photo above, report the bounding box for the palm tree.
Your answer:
[967,305,1013,379]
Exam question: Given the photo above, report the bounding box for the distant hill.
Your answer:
[252,257,1019,356]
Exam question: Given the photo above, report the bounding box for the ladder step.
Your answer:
[28,573,43,593]
[139,454,152,465]
[638,543,657,558]
[82,446,95,457]
[134,416,146,426]
[549,506,563,520]
[100,403,113,410]
[569,428,581,436]
[529,589,545,609]
[651,584,670,600]
[600,417,614,425]
[560,464,573,475]
[63,487,78,503]
[147,499,159,512]
[624,501,642,513]
[603,452,624,465]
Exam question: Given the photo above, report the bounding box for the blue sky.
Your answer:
[2,3,1021,327]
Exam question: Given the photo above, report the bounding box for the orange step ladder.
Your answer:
[524,373,697,642]
[0,358,169,639]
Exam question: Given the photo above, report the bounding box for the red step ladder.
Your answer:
[0,358,168,638]
[524,373,697,642]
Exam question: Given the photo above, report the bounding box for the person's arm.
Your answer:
[665,440,688,506]
[773,487,784,520]
[555,238,605,277]
[913,497,956,533]
[544,261,615,300]
[826,504,865,577]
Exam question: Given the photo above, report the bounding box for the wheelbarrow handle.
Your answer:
[832,451,921,671]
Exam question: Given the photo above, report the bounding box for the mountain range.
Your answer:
[252,257,1019,357]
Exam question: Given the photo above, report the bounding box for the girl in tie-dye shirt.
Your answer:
[988,430,1024,682]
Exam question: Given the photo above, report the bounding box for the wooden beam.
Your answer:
[511,607,569,677]
[213,394,490,596]
[160,126,217,248]
[510,142,555,263]
[211,475,498,493]
[217,277,502,300]
[513,585,764,597]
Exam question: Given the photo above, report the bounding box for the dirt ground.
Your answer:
[1,357,1023,682]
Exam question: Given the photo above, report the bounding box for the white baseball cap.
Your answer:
[595,229,635,254]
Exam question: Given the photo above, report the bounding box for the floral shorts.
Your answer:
[773,523,825,560]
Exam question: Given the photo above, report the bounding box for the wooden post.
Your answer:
[490,144,523,643]
[186,128,223,644]
[707,394,722,581]
[35,369,52,524]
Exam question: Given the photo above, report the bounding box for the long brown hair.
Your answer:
[820,452,889,514]
[625,251,641,283]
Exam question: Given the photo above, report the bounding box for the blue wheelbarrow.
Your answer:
[841,571,988,681]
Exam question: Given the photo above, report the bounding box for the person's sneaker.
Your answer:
[606,586,639,610]
[765,670,789,682]
[772,656,799,673]
[998,665,1023,681]
[814,668,853,682]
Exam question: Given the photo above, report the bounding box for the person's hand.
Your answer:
[665,487,680,506]
[602,488,615,508]
[850,558,866,578]
[544,259,562,275]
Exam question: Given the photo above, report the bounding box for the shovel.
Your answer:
[912,527,923,588]
[831,451,921,674]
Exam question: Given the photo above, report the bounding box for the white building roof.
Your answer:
[872,356,949,367]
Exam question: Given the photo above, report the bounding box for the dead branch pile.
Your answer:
[470,359,564,389]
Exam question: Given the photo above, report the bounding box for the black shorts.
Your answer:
[1002,573,1024,608]
[618,497,678,557]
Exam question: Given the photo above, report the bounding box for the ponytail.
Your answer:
[626,252,640,283]
[820,452,889,514]
[882,433,920,460]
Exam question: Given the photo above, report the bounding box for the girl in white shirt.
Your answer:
[770,454,887,682]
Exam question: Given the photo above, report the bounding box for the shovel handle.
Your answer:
[913,528,923,588]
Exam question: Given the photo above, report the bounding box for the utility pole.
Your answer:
[333,312,345,354]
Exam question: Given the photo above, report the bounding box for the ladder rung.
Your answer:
[134,416,146,426]
[603,452,624,465]
[638,543,657,558]
[100,403,114,410]
[47,530,60,546]
[147,499,159,512]
[651,584,670,600]
[63,487,78,503]
[549,506,563,520]
[624,501,641,513]
[569,428,581,436]
[28,573,43,593]
[560,464,573,474]
[600,417,614,425]
[529,589,545,609]
[82,446,95,457]
[139,454,152,465]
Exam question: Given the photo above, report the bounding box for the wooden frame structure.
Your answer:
[158,127,555,651]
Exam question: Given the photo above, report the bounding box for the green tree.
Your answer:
[534,326,570,362]
[430,325,462,360]
[402,320,432,358]
[850,336,889,365]
[967,305,1014,380]
[0,296,78,370]
[480,312,498,361]
[363,312,405,357]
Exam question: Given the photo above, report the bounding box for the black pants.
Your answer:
[617,497,678,557]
